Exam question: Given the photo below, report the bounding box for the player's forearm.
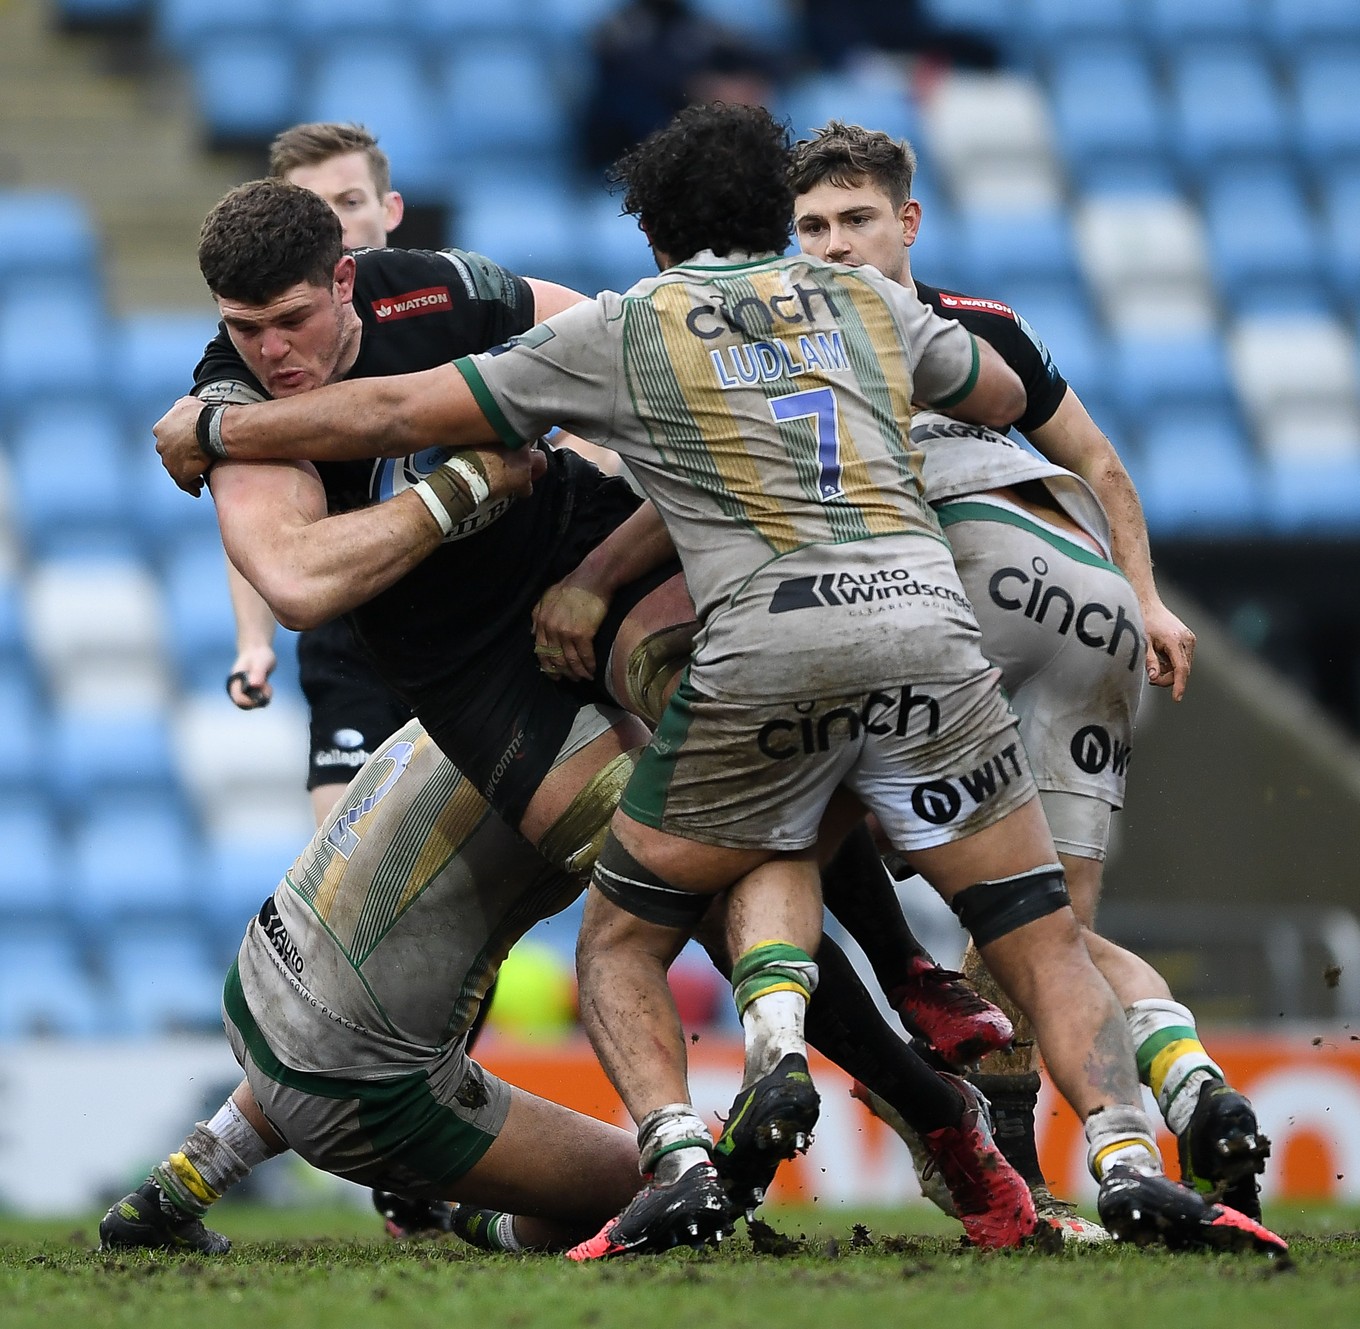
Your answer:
[1088,459,1161,608]
[568,500,676,597]
[229,492,445,630]
[216,365,496,463]
[225,558,279,651]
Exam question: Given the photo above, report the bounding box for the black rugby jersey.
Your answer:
[192,246,583,714]
[915,280,1068,436]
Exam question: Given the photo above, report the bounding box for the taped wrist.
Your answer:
[412,453,492,536]
[195,403,230,461]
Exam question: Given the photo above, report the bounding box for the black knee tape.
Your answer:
[950,865,1069,948]
[592,835,712,930]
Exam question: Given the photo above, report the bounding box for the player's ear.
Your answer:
[333,254,358,302]
[382,190,404,236]
[900,197,922,247]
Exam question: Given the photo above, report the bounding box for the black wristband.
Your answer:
[195,403,230,461]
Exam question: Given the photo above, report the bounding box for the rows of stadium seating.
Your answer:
[3,0,1357,1035]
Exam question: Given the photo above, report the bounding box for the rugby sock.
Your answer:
[452,1208,524,1253]
[732,941,818,1082]
[806,937,963,1132]
[968,1072,1046,1188]
[1084,1105,1162,1181]
[637,1104,713,1185]
[152,1099,277,1218]
[1126,998,1223,1137]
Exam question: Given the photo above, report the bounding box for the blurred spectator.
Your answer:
[798,0,999,73]
[580,0,781,175]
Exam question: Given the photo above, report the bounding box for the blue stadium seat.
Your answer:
[779,70,921,146]
[1294,50,1360,178]
[954,207,1081,298]
[100,921,225,1034]
[1027,0,1136,46]
[1144,0,1265,51]
[157,0,281,54]
[189,34,300,146]
[1110,330,1236,423]
[1168,46,1290,177]
[1202,168,1327,316]
[200,836,293,953]
[114,311,221,434]
[0,668,48,804]
[541,0,628,45]
[1011,292,1110,419]
[577,190,656,296]
[288,0,414,42]
[414,0,542,41]
[301,41,448,201]
[125,431,222,553]
[923,0,1021,53]
[1264,0,1360,54]
[452,177,586,291]
[0,796,67,920]
[158,531,237,692]
[1262,453,1360,533]
[437,40,570,172]
[0,921,106,1037]
[1130,410,1263,534]
[50,705,180,814]
[1048,46,1170,192]
[0,191,98,288]
[1320,167,1360,313]
[69,796,200,928]
[0,286,108,405]
[7,402,136,559]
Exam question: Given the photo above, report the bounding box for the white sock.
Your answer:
[741,990,807,1083]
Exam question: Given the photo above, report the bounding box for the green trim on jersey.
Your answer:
[620,671,700,829]
[452,357,528,447]
[672,256,773,273]
[936,500,1126,578]
[224,962,498,1184]
[930,333,981,409]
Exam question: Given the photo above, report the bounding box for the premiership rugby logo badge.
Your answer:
[373,286,451,322]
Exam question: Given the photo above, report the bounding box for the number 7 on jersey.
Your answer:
[769,386,843,501]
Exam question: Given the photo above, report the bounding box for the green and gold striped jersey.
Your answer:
[235,720,580,1078]
[457,250,985,701]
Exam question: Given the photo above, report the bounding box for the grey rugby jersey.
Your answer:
[455,250,984,701]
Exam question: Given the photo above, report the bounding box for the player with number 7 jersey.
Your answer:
[462,248,996,724]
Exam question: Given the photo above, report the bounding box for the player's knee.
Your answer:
[537,750,637,874]
[617,622,697,726]
[950,864,1070,949]
[590,833,712,930]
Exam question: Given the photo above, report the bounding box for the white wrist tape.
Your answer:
[412,455,492,536]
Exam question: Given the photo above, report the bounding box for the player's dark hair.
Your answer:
[269,121,392,197]
[198,179,344,304]
[611,102,793,263]
[789,121,918,211]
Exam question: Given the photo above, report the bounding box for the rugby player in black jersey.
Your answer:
[788,121,1269,1233]
[222,124,416,828]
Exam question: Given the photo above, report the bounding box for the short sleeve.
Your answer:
[452,299,618,448]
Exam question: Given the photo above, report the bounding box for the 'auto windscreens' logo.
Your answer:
[770,569,970,613]
[372,286,451,322]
